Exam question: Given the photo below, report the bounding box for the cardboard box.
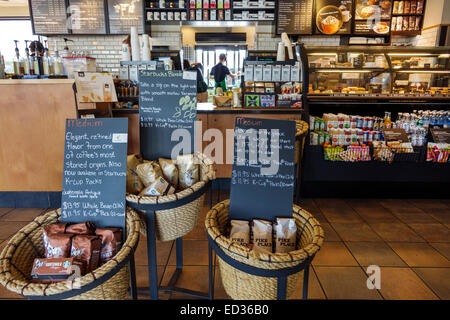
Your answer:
[31,258,84,282]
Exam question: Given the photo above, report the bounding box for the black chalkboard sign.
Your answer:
[431,128,450,144]
[276,0,314,35]
[29,0,69,35]
[382,128,409,142]
[139,70,197,160]
[61,118,128,230]
[229,117,296,221]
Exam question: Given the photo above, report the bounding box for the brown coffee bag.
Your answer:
[45,234,74,259]
[70,235,102,273]
[229,220,250,247]
[177,154,199,190]
[95,228,122,264]
[159,158,179,189]
[274,218,297,254]
[66,222,96,235]
[135,161,163,187]
[252,219,273,254]
[43,223,68,249]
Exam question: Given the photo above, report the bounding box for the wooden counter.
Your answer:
[0,79,77,192]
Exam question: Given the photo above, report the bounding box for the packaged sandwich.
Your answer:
[135,161,163,187]
[274,218,297,254]
[95,228,122,264]
[70,235,102,273]
[177,154,200,190]
[66,222,96,235]
[229,220,250,247]
[45,234,74,259]
[252,219,273,254]
[126,154,144,194]
[159,158,179,189]
[139,176,175,197]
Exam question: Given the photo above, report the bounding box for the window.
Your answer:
[0,19,44,73]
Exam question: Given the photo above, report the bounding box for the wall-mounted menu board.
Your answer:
[107,0,144,34]
[29,0,68,34]
[315,0,353,35]
[61,118,128,230]
[69,0,107,34]
[276,0,314,35]
[229,118,296,221]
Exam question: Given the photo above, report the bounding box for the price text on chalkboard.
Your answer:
[61,118,128,230]
[276,0,314,35]
[139,70,197,160]
[229,118,296,221]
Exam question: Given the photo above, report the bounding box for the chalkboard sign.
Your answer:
[276,0,314,35]
[107,0,144,34]
[139,70,197,160]
[29,0,68,35]
[229,118,296,221]
[61,118,128,230]
[68,0,107,34]
[431,128,450,144]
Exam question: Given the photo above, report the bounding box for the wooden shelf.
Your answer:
[391,30,422,36]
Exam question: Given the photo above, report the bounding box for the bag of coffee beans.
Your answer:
[70,235,102,273]
[42,223,68,249]
[274,218,297,254]
[45,233,74,259]
[135,161,163,187]
[252,219,273,253]
[127,154,144,194]
[66,222,96,235]
[159,158,179,189]
[95,228,122,264]
[177,154,199,190]
[229,220,250,247]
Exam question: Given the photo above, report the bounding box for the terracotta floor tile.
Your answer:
[320,223,341,242]
[346,199,399,223]
[408,199,450,211]
[0,283,24,300]
[168,240,209,266]
[426,208,450,225]
[0,208,14,218]
[331,223,382,242]
[388,242,450,267]
[346,242,407,267]
[133,236,173,266]
[161,266,211,299]
[212,266,231,300]
[430,243,450,260]
[314,266,382,300]
[392,212,440,224]
[128,266,170,300]
[378,267,438,300]
[297,199,327,222]
[312,242,358,266]
[0,208,46,222]
[408,224,450,243]
[369,222,425,242]
[314,199,363,223]
[0,221,28,240]
[289,267,326,300]
[414,268,450,300]
[379,199,426,215]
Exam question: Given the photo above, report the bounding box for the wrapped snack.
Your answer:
[274,218,297,254]
[45,234,74,259]
[139,176,175,197]
[229,220,250,247]
[70,235,102,273]
[31,258,86,282]
[95,228,122,264]
[66,222,96,235]
[159,158,179,189]
[127,154,144,194]
[252,219,273,254]
[373,141,394,162]
[43,223,68,248]
[177,154,200,190]
[135,161,163,187]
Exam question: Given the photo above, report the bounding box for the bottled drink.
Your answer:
[384,111,392,129]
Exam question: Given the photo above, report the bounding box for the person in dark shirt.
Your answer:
[184,59,208,102]
[210,53,238,93]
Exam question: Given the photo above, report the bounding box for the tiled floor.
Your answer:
[0,192,449,300]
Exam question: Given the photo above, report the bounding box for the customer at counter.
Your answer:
[183,59,208,102]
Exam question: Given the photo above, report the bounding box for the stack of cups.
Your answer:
[130,26,141,61]
[141,34,151,61]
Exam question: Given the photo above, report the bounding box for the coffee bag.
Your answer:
[159,158,179,189]
[127,154,144,194]
[252,219,273,253]
[95,228,122,264]
[135,161,163,187]
[274,218,297,254]
[66,222,96,235]
[45,234,74,259]
[229,220,250,247]
[139,176,175,197]
[70,235,102,273]
[42,223,68,249]
[177,154,199,190]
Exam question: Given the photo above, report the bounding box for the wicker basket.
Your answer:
[0,208,140,300]
[295,120,309,165]
[127,153,215,242]
[206,200,324,300]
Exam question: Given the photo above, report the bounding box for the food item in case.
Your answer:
[403,18,409,31]
[159,158,179,189]
[66,222,96,235]
[136,161,163,187]
[274,218,297,254]
[396,16,403,32]
[252,219,273,254]
[404,0,410,13]
[398,0,404,13]
[70,235,102,273]
[229,220,250,247]
[126,154,144,194]
[410,0,417,13]
[416,0,423,13]
[95,228,122,264]
[393,1,399,13]
[415,16,421,30]
[45,234,74,259]
[31,258,85,283]
[139,176,175,196]
[391,17,397,31]
[409,16,415,30]
[177,154,200,189]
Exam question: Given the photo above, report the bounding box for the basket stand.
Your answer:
[127,180,212,300]
[294,130,308,204]
[207,235,314,300]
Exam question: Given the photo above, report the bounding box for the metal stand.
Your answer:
[127,181,212,300]
[208,236,313,300]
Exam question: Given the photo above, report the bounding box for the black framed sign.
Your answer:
[68,0,107,34]
[431,128,450,144]
[29,0,69,35]
[139,70,197,160]
[276,0,314,35]
[229,117,296,221]
[107,0,144,34]
[61,118,128,230]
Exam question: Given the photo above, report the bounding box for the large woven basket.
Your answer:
[127,153,215,242]
[0,208,140,300]
[206,200,324,300]
[295,120,309,165]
